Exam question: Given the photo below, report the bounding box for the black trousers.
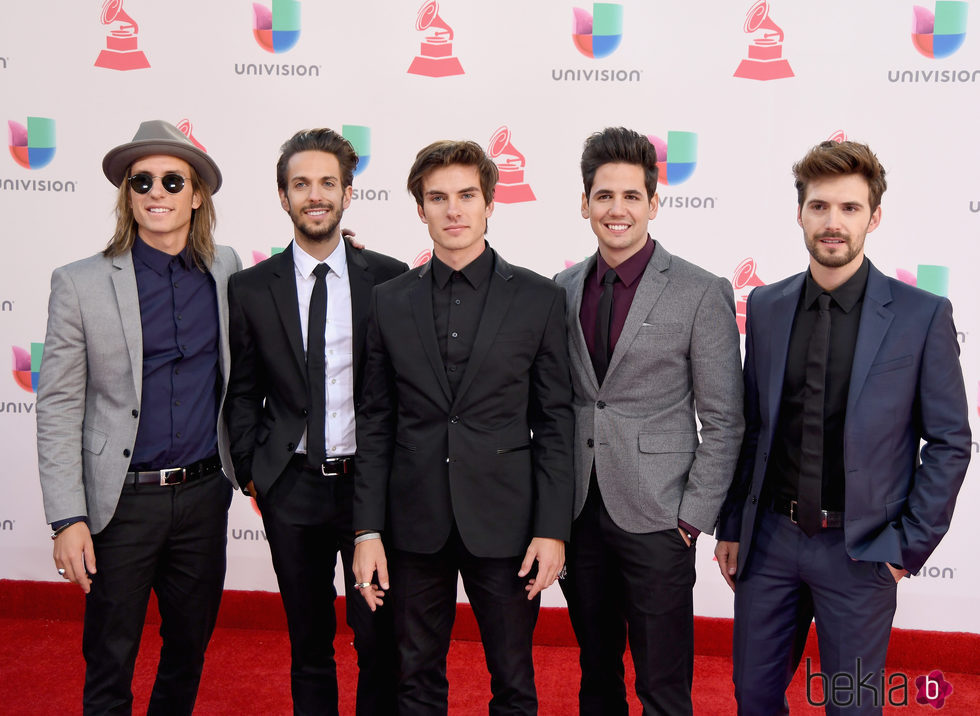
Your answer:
[83,469,232,716]
[390,525,540,716]
[257,458,397,716]
[560,478,697,716]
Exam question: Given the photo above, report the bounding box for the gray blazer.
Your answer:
[555,241,744,534]
[36,245,241,534]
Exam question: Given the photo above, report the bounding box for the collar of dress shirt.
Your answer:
[133,234,192,274]
[595,236,655,288]
[293,238,348,280]
[803,256,869,313]
[430,241,493,290]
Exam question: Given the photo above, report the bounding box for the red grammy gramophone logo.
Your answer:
[94,0,150,71]
[733,1,793,81]
[407,1,464,77]
[488,126,535,204]
[732,258,766,334]
[176,119,207,151]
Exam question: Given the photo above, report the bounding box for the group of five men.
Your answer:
[36,119,970,715]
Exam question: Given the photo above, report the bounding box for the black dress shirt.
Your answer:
[765,258,870,512]
[431,244,494,395]
[129,236,220,469]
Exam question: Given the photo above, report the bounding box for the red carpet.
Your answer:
[2,579,978,714]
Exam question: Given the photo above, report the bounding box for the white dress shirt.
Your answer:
[292,240,356,456]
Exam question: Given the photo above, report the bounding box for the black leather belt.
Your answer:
[125,455,223,486]
[291,453,355,477]
[771,494,844,529]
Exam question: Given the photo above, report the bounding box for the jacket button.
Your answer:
[302,408,309,416]
[131,409,139,418]
[287,442,295,452]
[596,401,606,409]
[587,438,594,448]
[123,449,131,457]
[751,496,758,504]
[450,416,460,424]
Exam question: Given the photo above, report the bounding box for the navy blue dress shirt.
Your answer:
[129,236,220,470]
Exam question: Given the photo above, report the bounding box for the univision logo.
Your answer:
[8,117,55,170]
[912,1,968,59]
[648,131,696,186]
[572,3,623,59]
[895,264,948,296]
[253,0,301,53]
[343,125,371,176]
[12,343,43,392]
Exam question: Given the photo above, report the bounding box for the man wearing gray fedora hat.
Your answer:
[36,119,241,715]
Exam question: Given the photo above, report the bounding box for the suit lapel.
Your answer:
[605,243,669,381]
[209,248,233,386]
[345,240,374,391]
[452,252,517,408]
[268,243,308,381]
[111,252,143,398]
[764,275,805,424]
[847,263,893,414]
[567,256,599,392]
[409,262,454,405]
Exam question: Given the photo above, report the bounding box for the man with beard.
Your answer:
[225,128,405,715]
[715,140,971,715]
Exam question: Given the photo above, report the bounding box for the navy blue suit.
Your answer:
[717,260,971,715]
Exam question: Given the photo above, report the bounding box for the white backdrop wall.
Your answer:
[2,0,978,633]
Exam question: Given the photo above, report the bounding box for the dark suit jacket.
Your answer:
[717,260,972,575]
[353,248,575,559]
[225,239,407,495]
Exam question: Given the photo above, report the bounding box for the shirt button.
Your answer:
[173,282,179,288]
[174,400,181,406]
[454,299,461,305]
[302,408,309,416]
[177,314,182,321]
[331,378,336,384]
[287,442,296,452]
[132,409,139,418]
[176,432,182,438]
[596,401,606,409]
[449,365,457,372]
[451,332,458,338]
[587,438,594,447]
[332,412,337,417]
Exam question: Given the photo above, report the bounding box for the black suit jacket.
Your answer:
[353,248,575,559]
[225,239,408,495]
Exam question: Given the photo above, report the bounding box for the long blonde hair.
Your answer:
[103,163,216,269]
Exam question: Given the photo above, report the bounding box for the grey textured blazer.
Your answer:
[554,241,744,534]
[36,245,241,534]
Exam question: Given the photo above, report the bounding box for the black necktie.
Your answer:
[306,263,328,468]
[593,268,617,385]
[798,292,831,537]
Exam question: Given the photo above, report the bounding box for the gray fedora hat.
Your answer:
[102,119,222,193]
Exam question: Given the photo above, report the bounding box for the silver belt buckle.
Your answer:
[160,467,186,486]
[789,499,798,524]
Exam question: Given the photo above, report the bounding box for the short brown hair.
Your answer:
[793,141,887,212]
[277,128,358,191]
[103,162,216,269]
[581,127,658,199]
[406,140,498,206]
